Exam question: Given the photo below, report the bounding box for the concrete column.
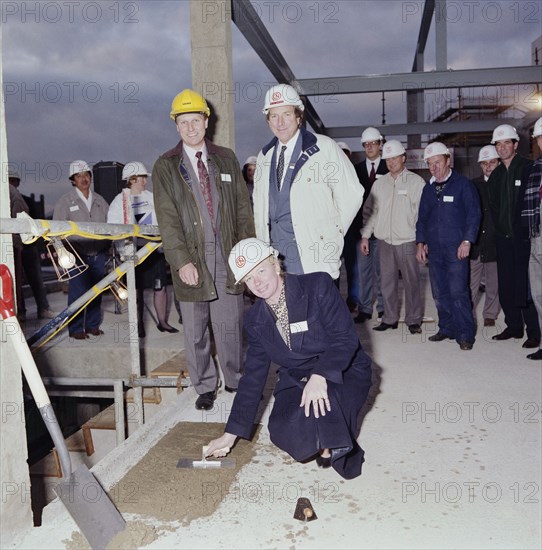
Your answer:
[190,0,235,150]
[0,27,34,542]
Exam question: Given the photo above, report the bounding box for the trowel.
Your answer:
[177,445,236,469]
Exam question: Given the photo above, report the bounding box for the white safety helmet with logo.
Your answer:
[360,127,384,144]
[229,238,279,284]
[262,84,304,115]
[122,161,151,181]
[381,140,406,159]
[477,145,499,163]
[532,117,542,138]
[491,124,519,144]
[69,160,92,180]
[423,142,450,161]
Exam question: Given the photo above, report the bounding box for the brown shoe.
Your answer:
[484,319,495,327]
[70,332,87,340]
[86,328,104,336]
[522,338,541,349]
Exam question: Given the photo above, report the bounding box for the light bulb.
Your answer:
[57,245,76,269]
[117,287,129,300]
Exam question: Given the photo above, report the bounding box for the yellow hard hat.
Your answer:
[170,89,210,120]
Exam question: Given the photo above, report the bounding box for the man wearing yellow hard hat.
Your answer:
[152,89,255,411]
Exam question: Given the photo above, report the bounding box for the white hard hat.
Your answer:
[122,161,150,181]
[228,238,279,284]
[491,124,519,144]
[360,127,383,144]
[69,160,91,179]
[381,140,406,159]
[262,84,304,115]
[423,142,450,161]
[477,145,499,163]
[335,141,351,153]
[532,117,542,138]
[244,156,257,166]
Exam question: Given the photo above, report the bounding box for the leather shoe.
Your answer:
[483,319,495,327]
[492,329,523,341]
[373,322,398,331]
[138,325,146,338]
[428,331,452,342]
[408,323,422,334]
[459,341,473,350]
[224,386,237,393]
[522,338,541,349]
[315,454,331,468]
[354,312,371,323]
[86,328,104,336]
[157,324,180,334]
[195,391,216,411]
[70,332,87,340]
[526,349,542,360]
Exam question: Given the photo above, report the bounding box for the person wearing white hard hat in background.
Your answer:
[353,127,387,324]
[152,89,255,412]
[334,140,360,313]
[519,117,542,361]
[8,169,56,322]
[415,143,481,350]
[488,124,541,349]
[253,84,362,281]
[361,140,426,334]
[469,146,501,328]
[242,155,257,206]
[53,161,109,340]
[107,162,179,338]
[205,238,372,479]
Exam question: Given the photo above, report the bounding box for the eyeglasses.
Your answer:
[363,141,380,147]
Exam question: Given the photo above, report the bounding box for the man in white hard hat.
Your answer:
[519,117,542,360]
[253,83,362,281]
[153,89,255,411]
[53,160,109,339]
[361,140,425,334]
[352,127,387,323]
[488,123,540,349]
[416,143,481,350]
[469,145,501,328]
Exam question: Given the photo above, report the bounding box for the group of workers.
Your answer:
[18,82,541,480]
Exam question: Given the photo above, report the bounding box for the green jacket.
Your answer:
[488,154,530,239]
[152,139,255,301]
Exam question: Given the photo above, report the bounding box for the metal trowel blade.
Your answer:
[176,457,236,469]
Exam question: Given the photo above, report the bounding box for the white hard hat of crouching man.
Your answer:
[229,238,279,284]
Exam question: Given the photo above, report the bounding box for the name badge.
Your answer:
[398,189,407,195]
[515,180,521,187]
[443,195,454,203]
[221,173,232,182]
[69,205,80,212]
[290,321,308,334]
[375,174,382,179]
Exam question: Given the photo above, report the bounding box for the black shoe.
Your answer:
[522,338,541,349]
[315,454,331,468]
[138,326,146,338]
[195,391,216,410]
[354,312,372,323]
[459,341,473,350]
[70,332,88,340]
[373,322,398,332]
[526,349,542,360]
[408,324,422,334]
[157,324,180,334]
[224,386,237,393]
[492,329,523,341]
[428,331,452,342]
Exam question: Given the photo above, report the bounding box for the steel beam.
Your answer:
[296,66,542,96]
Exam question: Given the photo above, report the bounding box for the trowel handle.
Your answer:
[0,264,16,320]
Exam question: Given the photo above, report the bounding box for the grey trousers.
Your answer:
[179,263,243,395]
[379,240,423,326]
[470,258,500,321]
[529,232,542,346]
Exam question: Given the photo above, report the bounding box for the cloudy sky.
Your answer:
[2,0,541,212]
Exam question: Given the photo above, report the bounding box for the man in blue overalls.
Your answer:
[416,142,481,350]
